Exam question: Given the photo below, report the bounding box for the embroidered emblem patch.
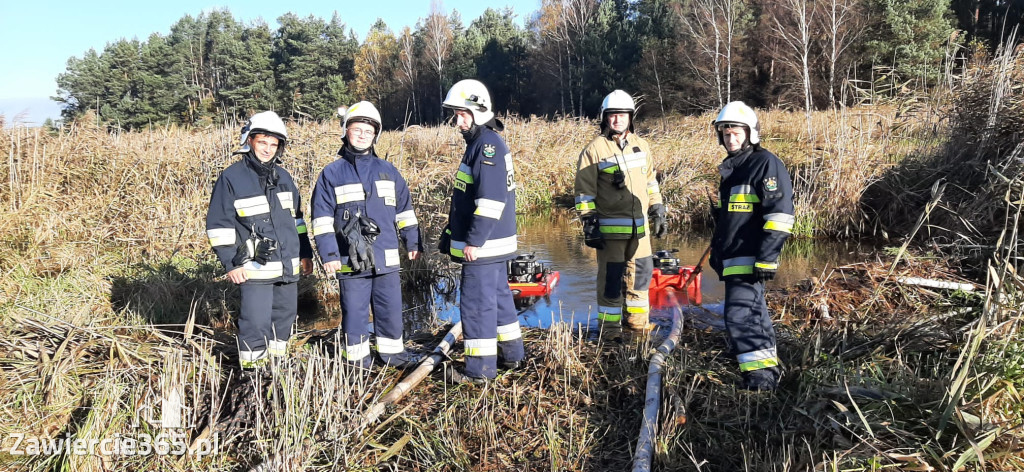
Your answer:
[483,144,496,157]
[764,177,778,192]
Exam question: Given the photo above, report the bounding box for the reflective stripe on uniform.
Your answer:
[295,218,308,234]
[622,151,647,169]
[625,299,649,314]
[277,192,294,211]
[647,181,660,196]
[291,257,301,275]
[395,210,418,229]
[243,260,284,280]
[374,180,396,201]
[336,184,365,204]
[497,322,523,342]
[754,261,778,270]
[575,195,596,211]
[207,228,236,247]
[384,249,400,267]
[722,256,755,276]
[450,235,517,259]
[376,336,405,355]
[598,217,646,234]
[312,216,335,236]
[729,184,760,203]
[598,305,622,322]
[267,339,288,357]
[464,338,498,357]
[474,198,506,219]
[239,349,269,368]
[737,348,779,372]
[598,160,620,173]
[764,213,795,233]
[456,164,474,184]
[234,196,271,217]
[343,339,371,361]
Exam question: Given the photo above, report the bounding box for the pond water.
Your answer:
[410,212,872,334]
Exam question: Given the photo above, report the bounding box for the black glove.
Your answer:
[342,217,375,272]
[753,264,776,283]
[582,215,605,250]
[648,204,668,239]
[252,236,277,265]
[438,225,452,256]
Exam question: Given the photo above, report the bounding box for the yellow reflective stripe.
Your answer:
[234,196,271,217]
[456,164,474,184]
[600,225,646,234]
[239,357,270,369]
[729,194,761,203]
[395,210,418,229]
[740,358,779,372]
[754,261,778,270]
[376,336,404,355]
[239,349,269,368]
[576,201,596,211]
[207,228,236,247]
[243,261,284,279]
[312,217,335,236]
[295,218,308,234]
[625,299,649,314]
[496,322,522,342]
[343,340,371,360]
[335,184,365,204]
[764,220,793,232]
[276,193,294,210]
[598,312,622,322]
[450,235,517,259]
[464,338,498,357]
[647,181,660,195]
[267,340,288,357]
[722,265,753,276]
[474,198,505,219]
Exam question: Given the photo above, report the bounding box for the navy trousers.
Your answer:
[239,282,297,366]
[460,262,525,378]
[338,271,406,367]
[723,278,779,373]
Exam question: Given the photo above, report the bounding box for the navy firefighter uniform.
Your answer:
[440,79,525,380]
[709,101,795,391]
[205,111,312,368]
[310,138,422,367]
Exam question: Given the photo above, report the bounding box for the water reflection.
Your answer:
[305,212,873,336]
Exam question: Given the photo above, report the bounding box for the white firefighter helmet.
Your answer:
[600,90,636,133]
[713,101,760,145]
[237,110,288,156]
[342,101,383,144]
[442,79,494,125]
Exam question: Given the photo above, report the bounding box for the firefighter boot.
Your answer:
[741,366,780,391]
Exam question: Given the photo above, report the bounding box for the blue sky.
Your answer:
[0,0,538,125]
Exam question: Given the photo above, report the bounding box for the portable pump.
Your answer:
[653,249,681,275]
[507,253,547,283]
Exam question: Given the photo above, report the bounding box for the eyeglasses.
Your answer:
[348,127,376,137]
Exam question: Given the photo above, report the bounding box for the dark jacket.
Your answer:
[443,125,518,265]
[206,153,312,284]
[310,146,421,278]
[710,145,795,278]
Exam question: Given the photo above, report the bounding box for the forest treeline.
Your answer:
[52,0,1022,130]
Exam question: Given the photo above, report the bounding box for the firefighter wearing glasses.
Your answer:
[310,101,423,369]
[439,79,525,384]
[206,111,313,369]
[574,90,667,332]
[710,101,795,391]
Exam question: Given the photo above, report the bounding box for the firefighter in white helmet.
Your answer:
[310,101,423,369]
[574,90,667,333]
[438,79,525,384]
[710,101,794,391]
[205,111,314,370]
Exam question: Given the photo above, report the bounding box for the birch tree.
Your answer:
[423,0,453,116]
[770,0,816,136]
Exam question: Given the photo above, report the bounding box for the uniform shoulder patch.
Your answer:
[482,144,496,158]
[764,177,778,192]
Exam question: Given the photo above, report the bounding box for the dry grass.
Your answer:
[0,92,1020,470]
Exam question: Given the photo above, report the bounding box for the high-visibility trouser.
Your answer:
[723,277,779,373]
[238,282,297,369]
[460,262,525,379]
[596,238,653,329]
[338,272,407,368]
